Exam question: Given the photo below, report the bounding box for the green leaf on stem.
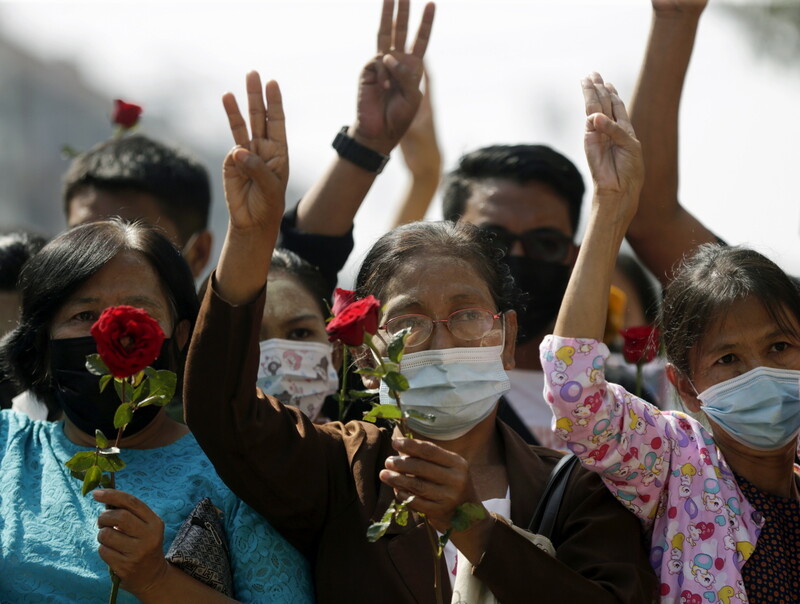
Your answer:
[113,403,133,429]
[450,502,487,532]
[85,354,109,376]
[95,453,126,473]
[98,375,113,393]
[355,367,385,378]
[81,465,102,496]
[95,430,109,449]
[383,371,409,393]
[145,369,177,400]
[363,404,403,423]
[387,327,411,364]
[405,409,436,423]
[65,451,99,472]
[366,501,396,543]
[113,379,133,403]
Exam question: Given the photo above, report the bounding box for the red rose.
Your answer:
[331,288,358,318]
[619,325,660,365]
[111,99,143,129]
[90,306,165,378]
[326,296,381,347]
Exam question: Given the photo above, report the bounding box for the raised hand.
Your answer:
[353,0,436,154]
[583,73,644,214]
[222,72,288,233]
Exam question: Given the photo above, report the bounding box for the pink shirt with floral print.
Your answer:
[539,335,800,604]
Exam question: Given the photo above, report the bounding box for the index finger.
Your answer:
[93,489,154,523]
[392,436,460,467]
[377,0,395,54]
[581,76,602,117]
[411,3,435,59]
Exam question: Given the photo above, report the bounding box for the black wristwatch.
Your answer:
[332,126,390,174]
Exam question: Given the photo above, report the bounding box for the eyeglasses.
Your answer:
[480,225,573,263]
[380,308,502,349]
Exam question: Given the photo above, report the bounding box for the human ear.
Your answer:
[501,310,517,370]
[183,230,213,279]
[666,363,702,413]
[174,319,191,352]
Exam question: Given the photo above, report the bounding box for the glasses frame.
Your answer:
[379,308,503,348]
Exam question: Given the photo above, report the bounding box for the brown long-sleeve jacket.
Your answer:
[184,283,657,603]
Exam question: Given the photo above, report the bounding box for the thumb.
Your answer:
[383,54,423,95]
[589,113,637,149]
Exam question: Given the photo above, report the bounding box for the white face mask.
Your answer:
[379,344,511,440]
[256,339,339,421]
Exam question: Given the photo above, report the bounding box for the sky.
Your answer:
[1,0,797,283]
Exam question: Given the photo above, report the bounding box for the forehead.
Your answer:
[459,178,573,237]
[264,273,325,322]
[64,250,169,309]
[380,254,495,315]
[691,296,799,362]
[66,187,183,246]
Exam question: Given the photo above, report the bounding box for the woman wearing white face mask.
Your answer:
[256,248,340,422]
[541,74,800,603]
[184,68,656,602]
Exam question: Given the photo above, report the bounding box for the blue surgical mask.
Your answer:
[379,344,511,440]
[696,366,800,451]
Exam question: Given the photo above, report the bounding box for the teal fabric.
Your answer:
[0,410,313,603]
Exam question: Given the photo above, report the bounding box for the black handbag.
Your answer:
[166,497,235,596]
[527,453,580,539]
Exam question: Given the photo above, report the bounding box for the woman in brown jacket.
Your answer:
[183,54,656,601]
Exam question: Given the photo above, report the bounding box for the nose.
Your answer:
[508,241,525,257]
[427,321,459,351]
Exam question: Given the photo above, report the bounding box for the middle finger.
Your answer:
[246,71,267,142]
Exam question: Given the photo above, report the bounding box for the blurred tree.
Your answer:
[723,3,800,64]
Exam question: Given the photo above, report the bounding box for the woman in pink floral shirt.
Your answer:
[542,74,800,603]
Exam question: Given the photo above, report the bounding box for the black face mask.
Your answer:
[50,336,174,438]
[503,255,571,344]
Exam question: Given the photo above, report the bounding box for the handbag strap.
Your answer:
[527,453,580,538]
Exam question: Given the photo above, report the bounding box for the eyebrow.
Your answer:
[384,293,487,316]
[62,295,167,312]
[702,327,792,356]
[284,314,321,325]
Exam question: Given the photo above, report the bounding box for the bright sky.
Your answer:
[2,0,798,282]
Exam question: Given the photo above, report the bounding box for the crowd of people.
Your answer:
[1,0,798,602]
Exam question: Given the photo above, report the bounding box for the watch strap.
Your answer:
[332,126,389,174]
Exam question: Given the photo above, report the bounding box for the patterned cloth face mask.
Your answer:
[378,344,511,440]
[256,339,339,421]
[696,366,800,451]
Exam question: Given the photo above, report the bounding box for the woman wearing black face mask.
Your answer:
[0,220,313,602]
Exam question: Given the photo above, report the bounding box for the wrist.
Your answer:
[347,124,396,157]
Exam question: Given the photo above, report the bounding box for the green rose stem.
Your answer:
[361,332,445,604]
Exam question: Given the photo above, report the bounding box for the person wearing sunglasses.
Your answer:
[441,144,584,448]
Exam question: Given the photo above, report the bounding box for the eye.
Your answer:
[716,353,736,365]
[73,310,98,323]
[771,341,791,353]
[287,328,313,340]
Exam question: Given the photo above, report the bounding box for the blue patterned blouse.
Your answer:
[0,410,314,603]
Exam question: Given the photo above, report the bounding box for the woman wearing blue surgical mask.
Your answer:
[184,69,656,602]
[542,73,800,603]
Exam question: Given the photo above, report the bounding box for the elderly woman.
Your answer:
[183,67,656,602]
[0,220,312,602]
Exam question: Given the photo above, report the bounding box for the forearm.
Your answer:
[391,173,439,227]
[554,199,629,340]
[137,564,239,603]
[627,9,716,282]
[216,224,278,307]
[295,127,385,236]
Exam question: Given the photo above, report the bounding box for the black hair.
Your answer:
[355,220,520,313]
[62,134,211,244]
[616,252,661,326]
[441,144,585,235]
[0,231,47,291]
[660,244,800,377]
[1,219,199,414]
[269,248,331,319]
